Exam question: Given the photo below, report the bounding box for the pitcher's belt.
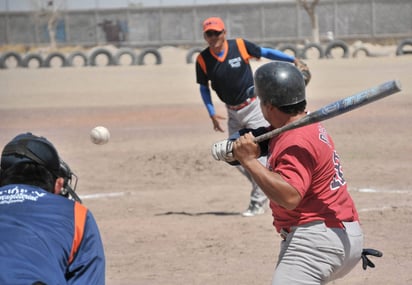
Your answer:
[226,96,256,111]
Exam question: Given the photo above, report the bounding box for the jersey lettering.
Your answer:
[228,56,242,68]
[318,125,331,147]
[330,151,346,190]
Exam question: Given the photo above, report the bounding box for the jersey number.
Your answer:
[330,151,346,190]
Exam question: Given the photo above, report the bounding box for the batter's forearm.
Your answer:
[241,160,301,210]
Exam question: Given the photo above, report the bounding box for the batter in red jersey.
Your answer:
[267,122,359,234]
[231,62,363,284]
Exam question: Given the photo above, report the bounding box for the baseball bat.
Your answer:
[254,80,402,143]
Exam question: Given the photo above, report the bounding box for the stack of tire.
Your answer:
[185,40,350,63]
[0,47,162,69]
[1,39,411,69]
[186,39,412,63]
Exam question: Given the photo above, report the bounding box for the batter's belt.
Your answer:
[280,220,347,240]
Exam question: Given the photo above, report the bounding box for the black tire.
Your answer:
[277,44,299,57]
[396,39,412,56]
[300,43,324,59]
[186,47,203,64]
[114,48,138,66]
[44,52,69,67]
[67,51,88,67]
[352,47,370,58]
[137,48,162,65]
[0,51,23,68]
[89,48,115,66]
[22,53,44,68]
[324,40,350,58]
[0,51,23,69]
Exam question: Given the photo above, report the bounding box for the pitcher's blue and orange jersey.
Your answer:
[0,184,105,285]
[196,38,261,106]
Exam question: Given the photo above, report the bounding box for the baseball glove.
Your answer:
[294,58,311,86]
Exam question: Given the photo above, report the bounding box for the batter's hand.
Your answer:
[211,114,226,132]
[233,132,261,164]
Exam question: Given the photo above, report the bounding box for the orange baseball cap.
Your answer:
[203,17,225,32]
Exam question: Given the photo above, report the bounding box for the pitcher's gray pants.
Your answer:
[227,97,269,205]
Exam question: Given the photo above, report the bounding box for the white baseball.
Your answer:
[90,126,110,145]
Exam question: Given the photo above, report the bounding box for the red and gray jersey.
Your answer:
[267,123,360,233]
[0,184,105,285]
[196,38,261,106]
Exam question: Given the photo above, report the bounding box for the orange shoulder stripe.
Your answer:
[68,202,87,264]
[196,54,207,75]
[236,38,250,63]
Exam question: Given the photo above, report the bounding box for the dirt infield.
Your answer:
[1,47,411,284]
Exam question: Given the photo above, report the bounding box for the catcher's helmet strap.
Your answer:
[61,184,82,203]
[3,140,47,168]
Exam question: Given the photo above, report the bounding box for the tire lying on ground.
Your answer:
[324,40,350,58]
[352,47,370,58]
[300,43,324,59]
[186,47,203,64]
[89,48,115,66]
[44,52,69,67]
[67,51,88,67]
[0,51,23,69]
[22,53,44,68]
[114,48,138,66]
[396,39,412,56]
[137,48,162,65]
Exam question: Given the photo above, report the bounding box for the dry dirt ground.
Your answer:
[1,47,412,285]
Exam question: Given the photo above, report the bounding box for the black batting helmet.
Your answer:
[1,132,82,202]
[1,132,61,177]
[253,61,305,107]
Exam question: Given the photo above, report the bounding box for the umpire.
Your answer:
[0,132,105,284]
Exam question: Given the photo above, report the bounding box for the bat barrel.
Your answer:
[320,80,402,119]
[254,80,402,143]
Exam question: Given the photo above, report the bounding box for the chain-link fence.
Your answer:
[0,0,411,48]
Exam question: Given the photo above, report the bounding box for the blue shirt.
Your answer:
[0,184,105,285]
